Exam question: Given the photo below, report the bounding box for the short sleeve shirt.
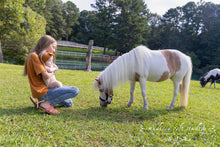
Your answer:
[27,52,49,98]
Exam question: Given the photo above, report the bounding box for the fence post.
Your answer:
[85,40,94,72]
[0,40,3,63]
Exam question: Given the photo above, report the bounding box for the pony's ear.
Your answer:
[95,78,101,85]
[93,78,100,89]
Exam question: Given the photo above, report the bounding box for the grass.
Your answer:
[0,63,219,146]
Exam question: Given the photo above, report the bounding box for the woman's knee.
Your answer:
[70,87,79,97]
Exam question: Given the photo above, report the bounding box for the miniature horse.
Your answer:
[200,68,220,88]
[93,46,192,110]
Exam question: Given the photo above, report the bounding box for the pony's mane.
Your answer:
[97,46,150,89]
[200,72,208,80]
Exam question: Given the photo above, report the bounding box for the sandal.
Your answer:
[38,104,60,115]
[30,96,37,108]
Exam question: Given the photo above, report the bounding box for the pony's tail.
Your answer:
[180,59,192,107]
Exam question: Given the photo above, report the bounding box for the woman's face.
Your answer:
[46,42,57,54]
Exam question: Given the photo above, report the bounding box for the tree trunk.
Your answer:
[85,40,94,72]
[0,40,3,63]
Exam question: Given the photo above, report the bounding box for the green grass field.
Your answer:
[0,63,219,146]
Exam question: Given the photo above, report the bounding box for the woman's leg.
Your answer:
[58,98,73,107]
[38,86,79,107]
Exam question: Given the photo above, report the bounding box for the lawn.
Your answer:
[0,63,219,146]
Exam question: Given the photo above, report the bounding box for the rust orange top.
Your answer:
[27,52,49,98]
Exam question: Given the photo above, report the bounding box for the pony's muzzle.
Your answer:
[100,101,108,107]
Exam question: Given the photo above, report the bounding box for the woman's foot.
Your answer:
[39,101,60,115]
[30,96,37,108]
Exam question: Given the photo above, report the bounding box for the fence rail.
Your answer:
[56,41,117,71]
[58,41,113,51]
[56,59,109,71]
[56,50,117,60]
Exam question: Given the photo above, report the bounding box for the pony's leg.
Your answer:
[139,78,148,110]
[126,81,136,107]
[209,80,214,88]
[168,81,180,109]
[214,81,216,88]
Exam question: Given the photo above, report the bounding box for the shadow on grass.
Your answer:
[0,105,186,122]
[0,106,38,115]
[61,106,186,122]
[202,87,220,90]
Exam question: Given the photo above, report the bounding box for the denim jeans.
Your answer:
[38,86,79,107]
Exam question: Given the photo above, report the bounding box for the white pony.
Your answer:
[200,68,220,88]
[93,46,192,109]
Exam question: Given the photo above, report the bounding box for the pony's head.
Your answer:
[93,78,113,107]
[200,72,208,87]
[200,77,207,87]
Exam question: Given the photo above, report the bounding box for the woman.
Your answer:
[23,35,79,114]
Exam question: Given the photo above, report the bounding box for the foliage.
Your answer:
[44,0,66,40]
[71,10,98,45]
[113,0,150,53]
[24,0,46,15]
[74,0,150,54]
[0,0,25,39]
[0,0,25,62]
[62,1,80,41]
[3,7,46,64]
[147,1,220,74]
[0,63,219,146]
[1,0,219,74]
[91,0,117,54]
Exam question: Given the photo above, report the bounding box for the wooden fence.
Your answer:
[56,50,117,71]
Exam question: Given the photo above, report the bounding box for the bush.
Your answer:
[2,7,46,65]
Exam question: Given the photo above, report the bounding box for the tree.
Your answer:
[0,0,25,63]
[25,0,46,15]
[47,0,66,40]
[3,7,46,64]
[145,13,163,49]
[198,2,220,68]
[92,0,117,54]
[147,1,220,75]
[62,1,80,41]
[70,10,97,44]
[114,0,149,53]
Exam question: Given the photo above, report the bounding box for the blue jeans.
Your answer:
[38,86,79,107]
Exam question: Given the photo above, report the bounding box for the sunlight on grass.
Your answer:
[0,63,219,146]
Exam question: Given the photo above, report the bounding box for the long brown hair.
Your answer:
[23,35,57,76]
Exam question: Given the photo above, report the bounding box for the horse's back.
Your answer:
[207,68,220,77]
[132,46,191,82]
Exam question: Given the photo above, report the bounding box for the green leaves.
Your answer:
[3,7,46,64]
[0,0,25,39]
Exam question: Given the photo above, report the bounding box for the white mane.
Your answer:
[97,45,150,89]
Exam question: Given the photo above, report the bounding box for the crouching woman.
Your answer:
[23,35,79,114]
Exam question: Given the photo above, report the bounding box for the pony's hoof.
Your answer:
[168,106,174,109]
[143,106,148,110]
